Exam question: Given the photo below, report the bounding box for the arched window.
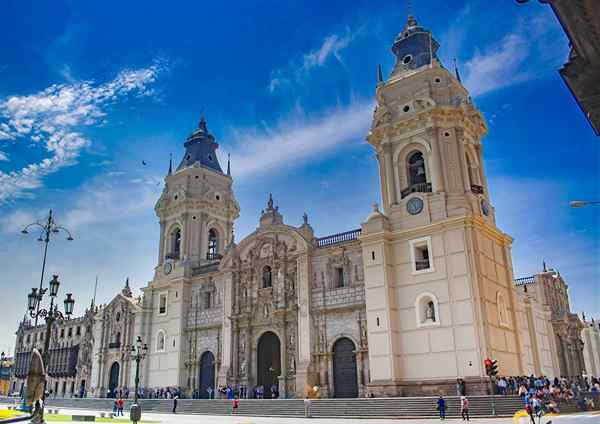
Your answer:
[173,228,181,256]
[415,292,440,327]
[207,229,218,260]
[157,330,166,352]
[262,266,272,288]
[407,151,427,187]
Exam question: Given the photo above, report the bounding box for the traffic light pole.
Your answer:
[490,376,496,416]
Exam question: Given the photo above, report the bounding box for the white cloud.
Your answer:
[226,100,373,178]
[457,8,567,97]
[268,28,360,93]
[302,33,353,71]
[0,151,7,161]
[463,34,531,97]
[63,178,158,230]
[0,61,165,203]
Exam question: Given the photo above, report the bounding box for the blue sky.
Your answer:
[0,0,598,354]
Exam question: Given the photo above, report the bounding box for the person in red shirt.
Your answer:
[232,396,240,415]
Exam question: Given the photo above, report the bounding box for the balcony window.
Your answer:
[335,267,345,288]
[262,266,272,288]
[409,237,434,274]
[204,292,212,309]
[158,292,168,315]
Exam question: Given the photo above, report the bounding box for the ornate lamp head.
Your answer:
[28,288,38,311]
[49,275,60,297]
[64,293,75,316]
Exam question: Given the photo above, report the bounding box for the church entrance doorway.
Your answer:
[108,362,120,397]
[333,338,358,398]
[198,351,215,399]
[257,331,281,398]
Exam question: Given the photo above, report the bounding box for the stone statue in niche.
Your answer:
[263,303,270,318]
[260,243,272,258]
[240,360,247,376]
[239,333,246,356]
[425,301,436,322]
[361,321,368,344]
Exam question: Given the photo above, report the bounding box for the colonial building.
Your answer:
[515,266,586,378]
[11,304,96,398]
[581,317,600,377]
[11,14,592,398]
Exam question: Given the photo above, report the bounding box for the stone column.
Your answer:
[326,353,334,398]
[318,354,327,397]
[158,221,166,265]
[456,134,471,192]
[199,212,208,260]
[356,350,364,397]
[428,129,444,192]
[383,144,397,206]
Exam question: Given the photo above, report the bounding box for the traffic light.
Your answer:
[484,357,492,375]
[490,359,499,377]
[484,357,499,377]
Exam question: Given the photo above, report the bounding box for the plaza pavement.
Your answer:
[2,405,597,424]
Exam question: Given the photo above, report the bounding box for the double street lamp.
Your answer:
[570,200,600,208]
[26,275,75,422]
[126,336,148,424]
[22,210,74,326]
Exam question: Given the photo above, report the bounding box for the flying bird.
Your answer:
[142,160,148,166]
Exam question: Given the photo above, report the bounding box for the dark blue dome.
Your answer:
[176,117,223,174]
[390,16,440,77]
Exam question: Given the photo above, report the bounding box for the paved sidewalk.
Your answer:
[6,405,598,424]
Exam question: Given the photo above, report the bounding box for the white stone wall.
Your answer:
[582,322,600,376]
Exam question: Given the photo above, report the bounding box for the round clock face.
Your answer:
[481,199,490,216]
[406,197,424,215]
[163,261,173,275]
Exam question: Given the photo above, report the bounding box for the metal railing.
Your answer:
[206,253,222,261]
[316,229,361,248]
[471,184,484,195]
[401,182,432,199]
[415,259,431,271]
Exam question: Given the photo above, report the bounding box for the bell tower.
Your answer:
[154,116,240,279]
[360,16,524,396]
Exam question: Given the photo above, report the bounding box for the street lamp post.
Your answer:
[126,336,147,424]
[27,275,75,422]
[21,210,74,326]
[570,200,600,208]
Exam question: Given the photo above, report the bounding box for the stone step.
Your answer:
[1,395,594,418]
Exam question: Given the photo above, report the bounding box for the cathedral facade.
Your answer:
[11,15,594,399]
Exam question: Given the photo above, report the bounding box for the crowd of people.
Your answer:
[434,375,600,422]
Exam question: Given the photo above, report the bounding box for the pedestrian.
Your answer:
[172,395,178,414]
[460,396,470,421]
[232,396,240,415]
[118,398,124,416]
[113,399,118,414]
[304,396,312,418]
[436,395,446,420]
[207,386,213,399]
